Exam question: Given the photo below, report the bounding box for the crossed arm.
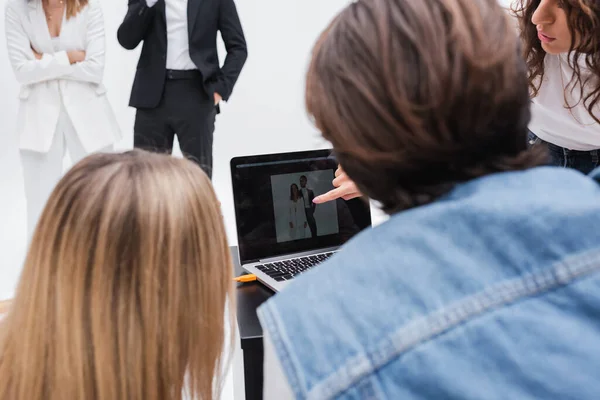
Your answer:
[5,0,106,85]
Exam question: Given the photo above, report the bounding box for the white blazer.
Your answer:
[5,0,121,153]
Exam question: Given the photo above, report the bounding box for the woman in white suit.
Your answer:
[288,183,308,240]
[5,0,121,239]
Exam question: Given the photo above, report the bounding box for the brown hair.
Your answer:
[37,0,88,19]
[290,183,300,201]
[0,150,234,400]
[306,0,546,214]
[512,0,600,123]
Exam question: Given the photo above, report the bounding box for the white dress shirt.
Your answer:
[301,188,311,208]
[146,0,196,70]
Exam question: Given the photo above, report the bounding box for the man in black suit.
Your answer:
[299,175,317,238]
[117,0,247,178]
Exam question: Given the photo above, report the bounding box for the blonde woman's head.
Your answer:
[0,150,234,400]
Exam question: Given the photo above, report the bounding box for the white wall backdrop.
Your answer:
[0,0,367,301]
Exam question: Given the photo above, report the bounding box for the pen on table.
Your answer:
[234,274,257,283]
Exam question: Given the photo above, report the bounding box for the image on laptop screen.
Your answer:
[231,149,371,264]
[270,170,339,243]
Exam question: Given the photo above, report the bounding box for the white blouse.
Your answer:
[529,54,600,150]
[51,36,61,52]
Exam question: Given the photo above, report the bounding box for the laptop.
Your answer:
[231,149,372,292]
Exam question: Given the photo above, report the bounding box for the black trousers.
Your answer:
[528,130,600,175]
[134,77,217,178]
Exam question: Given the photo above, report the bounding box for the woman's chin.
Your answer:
[541,42,569,55]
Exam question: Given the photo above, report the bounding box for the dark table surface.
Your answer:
[231,246,273,400]
[231,246,274,347]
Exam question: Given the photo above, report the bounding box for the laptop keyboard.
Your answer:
[255,252,335,282]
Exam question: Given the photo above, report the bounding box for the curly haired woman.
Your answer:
[514,0,600,174]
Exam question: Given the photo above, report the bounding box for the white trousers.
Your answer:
[20,108,113,240]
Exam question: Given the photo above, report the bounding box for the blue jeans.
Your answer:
[528,130,600,174]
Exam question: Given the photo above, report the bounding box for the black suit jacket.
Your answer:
[117,0,247,108]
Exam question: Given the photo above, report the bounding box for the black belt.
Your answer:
[165,69,201,80]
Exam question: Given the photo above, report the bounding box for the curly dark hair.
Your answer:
[512,0,600,123]
[306,0,546,214]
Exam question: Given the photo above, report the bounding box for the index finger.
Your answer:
[313,187,346,204]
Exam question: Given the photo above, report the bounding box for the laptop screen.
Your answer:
[231,149,372,264]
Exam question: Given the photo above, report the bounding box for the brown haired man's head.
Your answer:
[306,0,546,214]
[300,175,307,188]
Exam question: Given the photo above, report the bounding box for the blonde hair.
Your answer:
[39,0,89,19]
[63,0,88,19]
[0,150,234,400]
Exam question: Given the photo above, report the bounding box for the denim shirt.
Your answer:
[257,167,600,400]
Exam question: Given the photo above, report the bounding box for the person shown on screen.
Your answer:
[288,183,308,240]
[258,0,600,398]
[4,0,122,240]
[299,175,317,237]
[116,0,247,178]
[0,150,234,400]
